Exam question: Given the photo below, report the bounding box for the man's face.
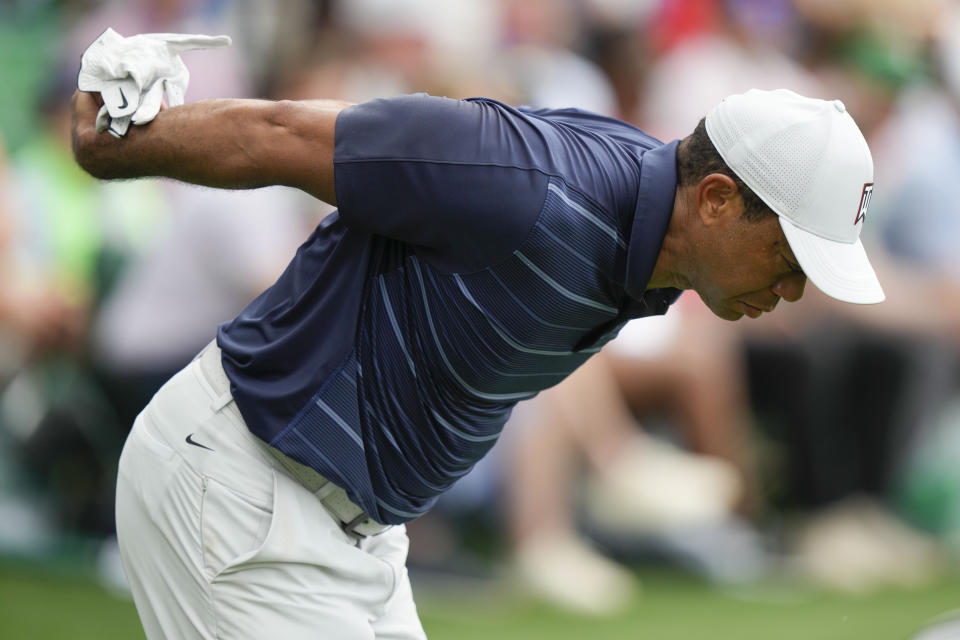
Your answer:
[689,211,807,321]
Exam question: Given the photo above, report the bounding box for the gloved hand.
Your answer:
[77,28,231,137]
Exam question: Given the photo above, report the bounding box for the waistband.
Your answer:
[198,341,389,538]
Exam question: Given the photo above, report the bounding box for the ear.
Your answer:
[696,173,742,226]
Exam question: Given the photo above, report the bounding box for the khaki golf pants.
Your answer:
[115,352,427,639]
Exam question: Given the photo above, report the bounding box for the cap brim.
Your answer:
[779,217,885,304]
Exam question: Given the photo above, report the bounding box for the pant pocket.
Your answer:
[200,472,276,580]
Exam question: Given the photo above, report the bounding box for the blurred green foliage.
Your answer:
[0,2,63,153]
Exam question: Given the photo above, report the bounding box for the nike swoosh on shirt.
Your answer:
[185,434,214,451]
[117,87,129,109]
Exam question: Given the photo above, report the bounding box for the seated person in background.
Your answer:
[504,294,755,614]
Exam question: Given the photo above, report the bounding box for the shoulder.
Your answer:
[514,105,666,224]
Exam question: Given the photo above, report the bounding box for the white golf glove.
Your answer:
[77,27,231,138]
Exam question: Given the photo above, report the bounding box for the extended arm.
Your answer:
[70,90,351,205]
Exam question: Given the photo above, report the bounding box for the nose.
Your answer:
[771,271,807,302]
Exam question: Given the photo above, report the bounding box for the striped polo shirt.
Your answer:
[218,94,681,524]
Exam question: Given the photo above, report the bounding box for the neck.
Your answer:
[647,188,693,291]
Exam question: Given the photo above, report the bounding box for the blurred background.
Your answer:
[3,0,960,638]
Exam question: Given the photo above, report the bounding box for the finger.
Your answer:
[73,89,102,113]
[74,88,104,108]
[71,90,107,155]
[154,34,232,54]
[132,81,163,124]
[72,90,91,128]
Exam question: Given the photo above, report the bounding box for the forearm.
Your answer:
[72,92,349,204]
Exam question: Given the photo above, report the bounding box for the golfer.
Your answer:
[71,87,881,639]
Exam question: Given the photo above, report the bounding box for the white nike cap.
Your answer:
[705,88,884,304]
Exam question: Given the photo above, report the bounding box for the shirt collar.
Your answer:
[624,139,679,300]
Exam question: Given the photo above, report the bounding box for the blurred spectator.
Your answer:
[0,137,81,371]
[497,0,618,115]
[505,307,757,614]
[730,0,954,592]
[414,298,762,615]
[91,184,321,431]
[5,83,98,356]
[329,0,505,101]
[603,296,760,516]
[0,62,171,538]
[846,1,960,565]
[639,0,818,139]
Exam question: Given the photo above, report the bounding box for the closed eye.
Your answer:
[783,255,804,276]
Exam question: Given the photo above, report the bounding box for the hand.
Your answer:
[71,90,109,177]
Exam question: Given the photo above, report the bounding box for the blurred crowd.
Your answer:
[3,0,960,615]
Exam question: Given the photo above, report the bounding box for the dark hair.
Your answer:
[676,118,774,222]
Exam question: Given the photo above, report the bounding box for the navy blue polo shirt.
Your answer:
[218,94,681,524]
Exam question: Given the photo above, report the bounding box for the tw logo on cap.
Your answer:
[855,183,874,226]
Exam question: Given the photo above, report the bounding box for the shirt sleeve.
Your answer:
[334,94,636,269]
[332,94,551,272]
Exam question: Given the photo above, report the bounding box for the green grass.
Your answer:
[0,561,144,639]
[418,572,960,640]
[2,561,958,639]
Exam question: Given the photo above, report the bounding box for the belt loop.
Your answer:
[211,390,233,413]
[341,513,369,538]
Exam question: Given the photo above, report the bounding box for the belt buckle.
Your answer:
[341,513,370,538]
